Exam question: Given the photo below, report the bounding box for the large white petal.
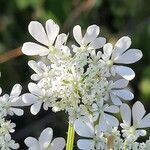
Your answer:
[51,137,65,150]
[114,65,135,80]
[113,36,131,58]
[104,105,119,113]
[132,101,146,126]
[28,82,43,97]
[88,37,106,49]
[55,33,67,49]
[114,49,143,64]
[83,25,100,45]
[39,128,53,149]
[112,89,134,100]
[104,113,119,127]
[46,19,59,45]
[28,21,49,46]
[73,25,82,45]
[103,43,113,58]
[74,119,94,137]
[22,42,49,56]
[22,93,38,104]
[77,139,94,150]
[110,93,122,105]
[112,79,129,89]
[138,113,150,128]
[24,137,39,147]
[10,84,22,98]
[30,101,42,115]
[120,103,131,126]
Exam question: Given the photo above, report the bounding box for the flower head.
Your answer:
[120,101,150,142]
[101,37,143,80]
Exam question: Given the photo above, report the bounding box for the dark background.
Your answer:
[0,0,149,149]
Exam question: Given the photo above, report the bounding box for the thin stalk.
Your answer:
[66,123,75,150]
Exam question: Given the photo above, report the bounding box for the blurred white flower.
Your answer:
[101,37,143,80]
[0,84,25,116]
[24,127,65,150]
[120,101,150,142]
[22,19,68,57]
[0,134,19,150]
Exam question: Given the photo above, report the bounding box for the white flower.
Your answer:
[74,116,107,150]
[22,82,54,115]
[24,127,65,150]
[108,79,134,105]
[72,25,106,53]
[120,101,150,141]
[22,19,68,57]
[28,60,51,81]
[101,37,143,80]
[0,134,19,150]
[0,120,16,134]
[0,84,25,116]
[91,100,119,130]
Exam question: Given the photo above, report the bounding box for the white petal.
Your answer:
[114,49,143,64]
[28,60,43,74]
[39,128,53,149]
[30,102,42,115]
[22,42,49,56]
[73,25,82,45]
[132,101,146,126]
[77,139,94,150]
[74,119,94,137]
[22,93,38,104]
[135,129,146,137]
[28,82,43,97]
[120,103,131,126]
[10,84,22,98]
[112,89,134,100]
[83,25,100,45]
[24,137,39,147]
[139,113,150,128]
[103,43,113,58]
[110,93,122,105]
[104,105,119,113]
[113,36,131,58]
[46,19,59,45]
[10,108,24,116]
[51,137,65,150]
[88,37,106,49]
[114,65,135,80]
[98,116,109,132]
[28,21,49,46]
[55,33,67,49]
[112,79,129,89]
[104,113,119,127]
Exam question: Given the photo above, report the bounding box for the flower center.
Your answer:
[107,60,113,67]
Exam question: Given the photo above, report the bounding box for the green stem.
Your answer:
[66,122,75,150]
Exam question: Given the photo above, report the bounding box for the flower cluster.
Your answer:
[21,19,150,149]
[0,84,24,149]
[1,19,149,149]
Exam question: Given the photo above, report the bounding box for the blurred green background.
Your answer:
[0,0,149,149]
